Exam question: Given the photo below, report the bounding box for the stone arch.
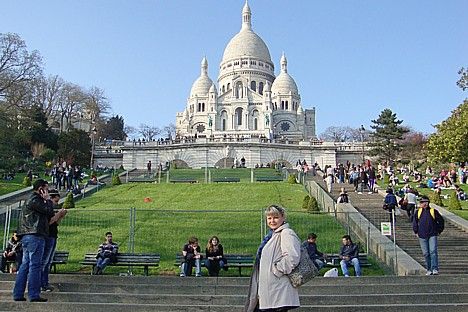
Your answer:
[172,159,190,169]
[250,80,256,92]
[271,159,293,169]
[215,157,235,168]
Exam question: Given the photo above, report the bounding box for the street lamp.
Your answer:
[90,126,97,170]
[359,125,365,164]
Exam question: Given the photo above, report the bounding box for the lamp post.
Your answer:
[90,126,97,170]
[359,125,365,164]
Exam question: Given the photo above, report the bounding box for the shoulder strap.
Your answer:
[417,208,436,220]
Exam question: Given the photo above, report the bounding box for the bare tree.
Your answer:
[57,83,86,132]
[139,123,160,141]
[0,33,43,99]
[124,125,137,140]
[319,126,355,142]
[31,75,65,120]
[163,123,176,139]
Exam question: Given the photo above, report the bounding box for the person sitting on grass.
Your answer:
[303,233,326,270]
[339,235,361,277]
[93,231,118,275]
[180,236,202,277]
[455,185,466,201]
[205,236,227,276]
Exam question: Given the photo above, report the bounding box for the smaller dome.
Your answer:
[209,84,217,94]
[271,53,298,95]
[190,57,213,97]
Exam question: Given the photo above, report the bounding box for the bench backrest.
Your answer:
[83,253,160,264]
[175,253,254,265]
[53,251,69,263]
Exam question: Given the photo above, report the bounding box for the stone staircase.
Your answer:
[308,175,468,275]
[0,274,468,311]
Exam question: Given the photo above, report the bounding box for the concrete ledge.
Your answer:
[0,186,32,202]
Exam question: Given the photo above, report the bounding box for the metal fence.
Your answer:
[1,205,393,273]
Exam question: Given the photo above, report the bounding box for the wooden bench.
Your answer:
[5,250,69,274]
[175,253,254,276]
[170,178,198,183]
[325,253,371,267]
[212,177,240,183]
[255,176,283,182]
[51,251,70,273]
[82,252,160,276]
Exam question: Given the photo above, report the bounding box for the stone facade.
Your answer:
[176,2,316,142]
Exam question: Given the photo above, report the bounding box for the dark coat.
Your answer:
[17,192,51,237]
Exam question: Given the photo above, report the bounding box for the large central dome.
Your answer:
[222,30,271,63]
[221,2,272,64]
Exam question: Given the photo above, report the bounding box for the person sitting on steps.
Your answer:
[339,235,361,277]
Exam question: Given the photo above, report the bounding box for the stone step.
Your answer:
[1,291,468,305]
[2,280,468,295]
[0,302,467,312]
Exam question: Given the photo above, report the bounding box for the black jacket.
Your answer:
[17,192,52,238]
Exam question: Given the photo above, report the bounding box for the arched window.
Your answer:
[251,81,256,92]
[221,110,228,131]
[254,118,258,130]
[227,83,231,90]
[202,103,205,112]
[285,101,288,110]
[222,86,225,93]
[281,101,285,110]
[235,107,243,125]
[259,82,264,95]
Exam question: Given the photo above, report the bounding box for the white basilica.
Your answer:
[176,2,316,142]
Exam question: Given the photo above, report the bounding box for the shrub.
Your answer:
[22,176,32,187]
[307,196,319,213]
[430,191,444,207]
[287,174,297,184]
[383,174,389,184]
[112,174,122,186]
[448,191,462,210]
[302,195,310,210]
[62,192,75,209]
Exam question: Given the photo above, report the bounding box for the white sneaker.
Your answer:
[368,191,373,194]
[358,192,362,194]
[432,269,439,275]
[425,270,432,276]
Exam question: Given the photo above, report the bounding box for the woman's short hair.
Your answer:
[265,205,286,217]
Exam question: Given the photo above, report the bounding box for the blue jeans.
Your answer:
[340,258,361,277]
[314,259,325,270]
[204,259,226,276]
[181,259,201,276]
[41,237,57,287]
[13,234,45,300]
[96,257,112,272]
[419,236,438,271]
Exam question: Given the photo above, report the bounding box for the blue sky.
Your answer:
[1,0,466,135]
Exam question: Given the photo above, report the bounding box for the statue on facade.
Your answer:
[265,114,270,126]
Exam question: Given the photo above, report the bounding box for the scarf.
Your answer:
[256,229,273,261]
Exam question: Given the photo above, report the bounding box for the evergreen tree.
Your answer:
[448,191,462,210]
[426,100,468,164]
[302,195,311,210]
[368,109,409,165]
[57,129,91,167]
[101,115,126,141]
[307,196,319,213]
[62,192,75,208]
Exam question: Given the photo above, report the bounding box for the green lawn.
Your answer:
[136,167,283,183]
[49,182,385,276]
[0,173,29,196]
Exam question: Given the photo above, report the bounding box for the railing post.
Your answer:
[392,209,398,276]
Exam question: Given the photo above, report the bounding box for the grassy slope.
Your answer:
[54,182,384,276]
